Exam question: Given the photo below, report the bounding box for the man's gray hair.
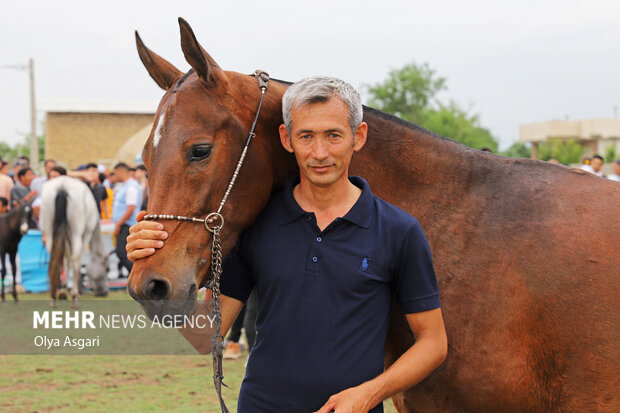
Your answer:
[282,76,363,134]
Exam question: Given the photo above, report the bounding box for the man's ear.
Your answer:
[353,122,368,152]
[279,124,294,153]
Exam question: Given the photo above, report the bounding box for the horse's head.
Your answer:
[127,18,295,318]
[87,252,109,297]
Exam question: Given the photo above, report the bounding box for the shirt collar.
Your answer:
[278,175,374,229]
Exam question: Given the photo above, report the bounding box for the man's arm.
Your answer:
[316,308,447,413]
[177,293,244,354]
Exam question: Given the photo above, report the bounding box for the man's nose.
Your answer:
[311,138,328,160]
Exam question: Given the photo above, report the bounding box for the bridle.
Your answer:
[142,70,270,413]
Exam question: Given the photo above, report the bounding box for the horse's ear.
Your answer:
[178,17,226,86]
[135,31,183,90]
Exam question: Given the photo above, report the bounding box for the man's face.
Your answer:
[0,204,7,214]
[87,167,99,183]
[279,97,367,188]
[49,170,61,179]
[45,161,56,175]
[613,162,620,176]
[591,157,603,172]
[114,167,128,182]
[135,169,146,181]
[21,170,34,187]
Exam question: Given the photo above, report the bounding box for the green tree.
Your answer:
[502,142,531,158]
[366,62,446,124]
[538,139,584,164]
[604,145,616,163]
[421,103,498,152]
[365,61,499,151]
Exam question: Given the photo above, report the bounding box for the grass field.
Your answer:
[0,290,398,412]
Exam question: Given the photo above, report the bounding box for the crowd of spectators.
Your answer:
[0,155,149,278]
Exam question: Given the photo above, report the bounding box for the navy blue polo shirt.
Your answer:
[220,175,440,413]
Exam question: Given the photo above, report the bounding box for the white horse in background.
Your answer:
[40,176,109,307]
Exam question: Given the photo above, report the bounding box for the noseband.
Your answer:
[142,70,270,413]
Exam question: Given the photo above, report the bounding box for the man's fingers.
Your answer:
[127,248,156,262]
[127,229,168,242]
[126,239,164,253]
[136,210,147,222]
[129,221,164,233]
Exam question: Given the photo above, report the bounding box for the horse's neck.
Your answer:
[89,222,106,257]
[7,208,21,234]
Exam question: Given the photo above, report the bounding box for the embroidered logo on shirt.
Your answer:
[360,258,369,272]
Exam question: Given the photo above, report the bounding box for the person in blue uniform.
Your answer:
[126,76,447,413]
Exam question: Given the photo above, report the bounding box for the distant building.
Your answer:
[44,101,155,169]
[520,118,620,160]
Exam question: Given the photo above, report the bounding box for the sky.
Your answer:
[1,0,619,151]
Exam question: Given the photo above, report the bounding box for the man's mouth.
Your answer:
[310,165,332,173]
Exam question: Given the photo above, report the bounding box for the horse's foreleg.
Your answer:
[8,251,18,303]
[0,252,6,303]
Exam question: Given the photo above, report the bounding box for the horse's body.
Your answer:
[128,19,619,412]
[40,176,108,307]
[0,202,31,302]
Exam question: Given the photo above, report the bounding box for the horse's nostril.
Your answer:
[144,278,170,301]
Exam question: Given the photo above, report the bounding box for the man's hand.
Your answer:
[315,383,376,413]
[126,210,168,262]
[24,190,37,201]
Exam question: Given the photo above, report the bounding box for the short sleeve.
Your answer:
[392,222,441,313]
[220,232,254,303]
[125,185,139,206]
[100,186,108,201]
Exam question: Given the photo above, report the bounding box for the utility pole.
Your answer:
[29,58,38,169]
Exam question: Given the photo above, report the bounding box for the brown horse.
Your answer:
[128,18,620,412]
[0,200,32,303]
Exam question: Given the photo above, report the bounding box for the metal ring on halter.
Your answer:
[204,212,224,232]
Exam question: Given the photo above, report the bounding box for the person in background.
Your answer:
[112,162,142,276]
[607,159,620,182]
[135,164,148,211]
[0,161,13,208]
[0,160,11,176]
[589,155,604,177]
[100,172,113,219]
[10,167,37,228]
[85,163,108,216]
[10,167,37,207]
[0,197,8,214]
[30,159,56,197]
[580,155,604,176]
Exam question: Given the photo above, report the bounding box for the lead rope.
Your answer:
[144,70,270,413]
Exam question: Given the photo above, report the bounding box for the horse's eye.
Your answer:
[188,145,212,161]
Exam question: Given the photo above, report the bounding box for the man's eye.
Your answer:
[328,133,340,138]
[188,145,212,161]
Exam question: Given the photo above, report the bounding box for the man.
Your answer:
[10,167,37,207]
[607,159,620,182]
[126,77,447,412]
[85,163,108,215]
[112,162,142,276]
[581,154,604,176]
[0,161,13,208]
[30,159,56,196]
